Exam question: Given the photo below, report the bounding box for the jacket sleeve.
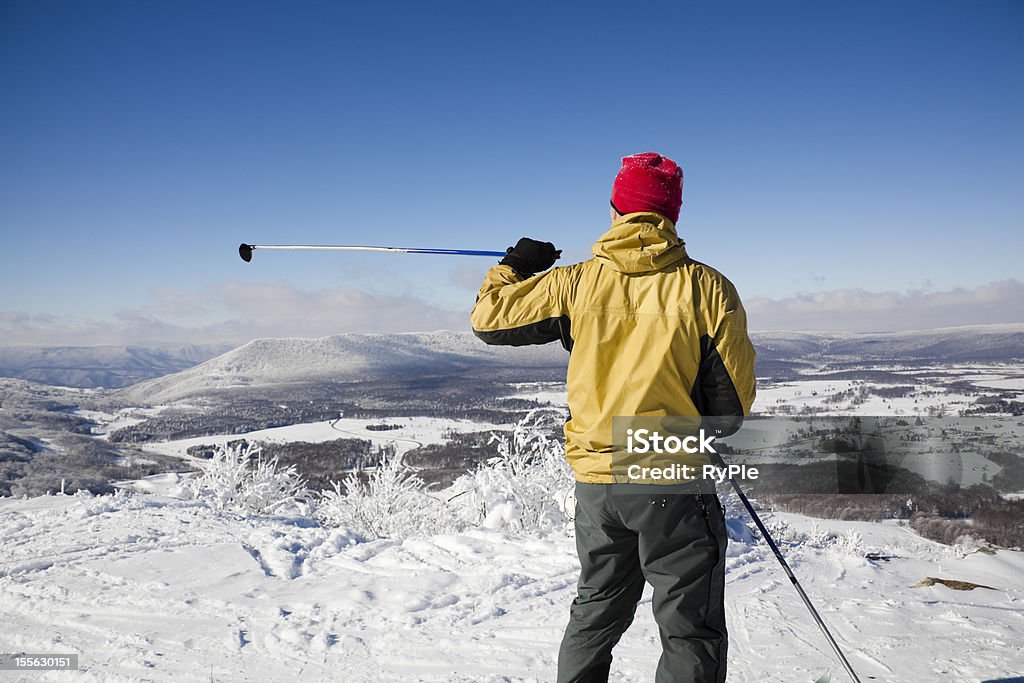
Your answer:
[470,264,574,349]
[692,277,757,434]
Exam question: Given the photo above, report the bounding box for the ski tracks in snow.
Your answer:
[723,514,1024,681]
[1,494,1022,681]
[0,493,581,681]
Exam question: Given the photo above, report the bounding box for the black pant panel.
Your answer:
[557,484,728,683]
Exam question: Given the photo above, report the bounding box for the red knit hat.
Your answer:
[610,152,684,223]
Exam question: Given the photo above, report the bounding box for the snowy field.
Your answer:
[0,491,1021,681]
[128,416,503,461]
[513,377,978,417]
[503,363,1024,417]
[508,382,569,407]
[73,406,177,439]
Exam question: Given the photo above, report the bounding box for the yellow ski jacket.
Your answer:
[471,212,756,483]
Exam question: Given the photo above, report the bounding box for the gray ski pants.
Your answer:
[557,482,728,683]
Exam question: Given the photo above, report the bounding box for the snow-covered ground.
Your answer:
[508,381,569,407]
[134,416,502,462]
[507,378,980,417]
[73,406,177,439]
[1,491,1022,682]
[970,377,1024,391]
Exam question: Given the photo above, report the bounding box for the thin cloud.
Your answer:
[745,279,1024,332]
[3,279,1023,346]
[449,263,492,290]
[1,282,471,346]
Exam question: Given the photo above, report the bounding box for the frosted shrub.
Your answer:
[316,409,573,539]
[186,442,306,515]
[768,519,867,557]
[803,521,834,549]
[832,530,865,556]
[448,409,574,534]
[317,452,455,538]
[764,515,802,547]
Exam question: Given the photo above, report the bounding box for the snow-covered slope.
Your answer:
[120,332,569,404]
[1,491,1020,681]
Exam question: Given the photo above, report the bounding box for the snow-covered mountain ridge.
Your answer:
[119,325,1024,404]
[1,324,1019,395]
[750,323,1024,362]
[120,331,570,403]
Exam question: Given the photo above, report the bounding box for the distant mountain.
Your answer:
[0,344,233,389]
[752,324,1024,364]
[119,331,570,404]
[118,325,1024,405]
[820,325,1024,362]
[748,331,830,362]
[5,325,1017,398]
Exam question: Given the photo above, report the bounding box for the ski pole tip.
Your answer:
[239,243,253,262]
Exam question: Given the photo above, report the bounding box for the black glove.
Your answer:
[499,237,561,277]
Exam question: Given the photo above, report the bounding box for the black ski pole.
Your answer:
[722,472,863,683]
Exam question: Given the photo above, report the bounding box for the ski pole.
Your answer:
[238,243,506,262]
[721,469,863,683]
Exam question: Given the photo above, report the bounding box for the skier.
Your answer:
[471,152,756,682]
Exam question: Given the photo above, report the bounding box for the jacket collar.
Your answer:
[591,212,688,274]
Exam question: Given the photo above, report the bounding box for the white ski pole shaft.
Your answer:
[239,243,505,262]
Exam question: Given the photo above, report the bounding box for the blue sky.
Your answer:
[2,0,1022,344]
